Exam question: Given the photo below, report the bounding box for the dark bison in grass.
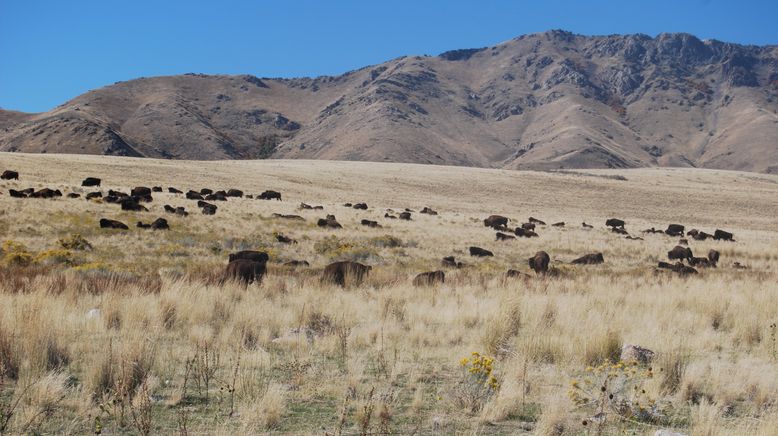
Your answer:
[665,224,685,237]
[606,218,625,229]
[496,232,515,241]
[1,170,19,180]
[484,215,509,229]
[667,245,693,261]
[413,270,445,287]
[571,253,604,265]
[226,189,243,197]
[9,189,26,198]
[259,190,282,201]
[168,187,183,194]
[514,227,538,238]
[420,207,438,215]
[528,217,546,225]
[361,219,382,228]
[708,249,720,266]
[99,218,129,230]
[352,203,368,210]
[318,215,342,229]
[81,177,101,187]
[225,259,267,286]
[713,229,734,241]
[469,246,493,257]
[442,256,464,268]
[552,222,565,227]
[657,262,698,275]
[399,212,412,221]
[321,261,372,287]
[528,251,550,274]
[186,190,204,200]
[521,222,536,231]
[229,251,269,264]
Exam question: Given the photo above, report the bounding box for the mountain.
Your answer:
[2,30,777,173]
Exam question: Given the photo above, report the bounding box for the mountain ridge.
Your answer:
[2,30,777,173]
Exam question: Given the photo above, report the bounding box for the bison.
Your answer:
[657,261,698,275]
[442,256,464,268]
[552,222,565,227]
[582,222,593,229]
[496,232,515,241]
[273,213,304,220]
[528,217,546,225]
[8,189,26,198]
[201,203,217,215]
[200,188,213,195]
[81,177,101,187]
[521,222,536,231]
[665,224,685,237]
[67,193,81,199]
[226,189,244,197]
[571,253,604,265]
[484,215,509,229]
[352,203,368,210]
[361,219,382,228]
[413,270,445,287]
[259,190,282,201]
[317,215,342,229]
[131,187,152,198]
[514,227,538,238]
[152,186,163,192]
[606,218,625,229]
[168,187,183,194]
[384,213,397,219]
[99,218,128,230]
[708,249,720,266]
[284,260,310,268]
[225,259,267,286]
[667,245,693,261]
[1,170,19,180]
[469,246,493,257]
[275,234,297,244]
[504,269,528,279]
[713,229,734,241]
[321,261,372,287]
[420,207,438,215]
[693,231,713,241]
[399,212,412,220]
[186,190,204,200]
[688,257,714,268]
[229,251,269,263]
[528,251,550,274]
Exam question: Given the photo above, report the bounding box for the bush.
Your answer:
[35,249,76,266]
[314,236,379,262]
[451,352,500,412]
[58,234,93,251]
[1,240,34,266]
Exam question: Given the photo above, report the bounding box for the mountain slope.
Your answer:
[2,30,777,172]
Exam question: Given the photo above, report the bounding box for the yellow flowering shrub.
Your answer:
[1,240,34,266]
[451,352,500,412]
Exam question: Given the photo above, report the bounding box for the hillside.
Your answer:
[2,30,778,172]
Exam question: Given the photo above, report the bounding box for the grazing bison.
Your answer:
[496,232,515,241]
[667,245,693,261]
[606,218,625,229]
[67,193,81,199]
[321,261,372,287]
[713,229,734,241]
[120,198,148,212]
[30,188,61,198]
[708,249,720,266]
[284,260,310,267]
[420,207,438,215]
[273,213,304,220]
[528,217,546,225]
[343,203,353,207]
[528,251,550,274]
[552,222,565,227]
[131,187,152,198]
[665,224,685,237]
[514,227,538,238]
[86,191,103,200]
[484,215,509,229]
[361,219,381,228]
[469,246,493,257]
[384,213,397,219]
[205,192,227,201]
[317,215,342,229]
[8,189,26,198]
[201,204,217,215]
[413,270,445,287]
[352,203,368,210]
[168,187,183,194]
[1,170,19,180]
[99,218,128,230]
[571,253,604,265]
[582,222,593,229]
[521,222,536,231]
[611,227,628,235]
[275,234,297,244]
[229,251,269,263]
[200,188,213,195]
[186,190,204,200]
[81,177,101,187]
[226,189,243,197]
[442,256,464,268]
[657,261,698,275]
[150,218,169,230]
[225,259,267,286]
[259,190,282,201]
[693,231,713,241]
[152,186,163,192]
[399,212,412,220]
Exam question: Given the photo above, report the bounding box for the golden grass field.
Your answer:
[0,152,777,435]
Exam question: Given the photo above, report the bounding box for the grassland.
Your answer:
[0,153,777,435]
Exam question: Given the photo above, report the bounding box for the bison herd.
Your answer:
[1,169,746,287]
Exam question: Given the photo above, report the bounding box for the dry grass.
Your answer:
[0,152,776,433]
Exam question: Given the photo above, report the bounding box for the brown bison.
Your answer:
[361,219,382,228]
[30,188,62,198]
[484,215,509,229]
[384,213,397,219]
[708,249,720,266]
[275,234,297,244]
[469,246,494,257]
[713,229,734,241]
[1,170,19,180]
[273,213,304,220]
[186,190,204,200]
[528,217,546,225]
[86,191,103,200]
[152,186,163,192]
[99,218,129,230]
[606,218,625,229]
[226,189,244,197]
[137,218,169,230]
[399,212,412,220]
[168,187,183,194]
[225,259,267,286]
[514,227,538,238]
[688,257,714,268]
[521,222,536,231]
[665,224,685,237]
[229,251,269,263]
[352,203,368,210]
[552,222,565,227]
[131,187,152,198]
[528,251,550,274]
[81,177,101,187]
[205,192,227,201]
[67,193,81,198]
[442,256,464,268]
[582,222,593,228]
[321,261,372,287]
[413,270,445,287]
[8,189,26,198]
[571,253,604,265]
[120,198,148,211]
[657,261,698,275]
[496,232,515,241]
[611,227,629,235]
[259,190,282,201]
[200,188,213,195]
[693,231,713,241]
[317,215,342,228]
[420,207,438,215]
[667,245,693,261]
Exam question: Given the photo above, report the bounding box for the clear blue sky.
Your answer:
[1,0,776,113]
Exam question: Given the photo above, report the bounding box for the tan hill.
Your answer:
[2,30,778,172]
